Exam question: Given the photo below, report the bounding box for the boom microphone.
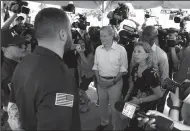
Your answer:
[114,101,175,130]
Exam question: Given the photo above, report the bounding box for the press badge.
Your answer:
[55,93,74,107]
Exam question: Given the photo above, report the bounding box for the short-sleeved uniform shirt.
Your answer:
[10,46,81,130]
[131,65,160,112]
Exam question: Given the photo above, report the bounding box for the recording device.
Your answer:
[11,23,38,52]
[162,78,190,102]
[8,0,30,14]
[107,3,129,25]
[158,27,189,52]
[144,9,156,18]
[119,24,139,43]
[72,14,90,30]
[114,101,175,131]
[88,26,100,42]
[71,29,82,44]
[174,15,190,23]
[61,2,75,14]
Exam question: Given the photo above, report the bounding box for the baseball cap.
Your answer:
[1,29,27,47]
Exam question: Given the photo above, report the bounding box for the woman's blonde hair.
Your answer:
[133,41,154,68]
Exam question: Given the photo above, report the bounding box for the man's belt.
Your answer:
[100,76,116,80]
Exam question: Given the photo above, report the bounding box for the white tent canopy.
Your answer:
[35,1,190,10]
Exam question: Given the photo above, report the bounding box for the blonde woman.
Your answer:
[124,42,163,130]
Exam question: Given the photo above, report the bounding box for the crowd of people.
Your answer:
[1,6,190,131]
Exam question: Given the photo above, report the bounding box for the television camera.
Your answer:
[107,3,129,26]
[88,26,101,42]
[61,2,75,14]
[162,78,190,102]
[158,27,190,52]
[144,9,156,18]
[11,23,38,52]
[169,9,190,23]
[72,14,90,30]
[7,0,30,14]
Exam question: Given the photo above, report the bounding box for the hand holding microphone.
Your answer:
[115,101,175,130]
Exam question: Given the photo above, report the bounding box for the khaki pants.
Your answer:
[98,78,124,130]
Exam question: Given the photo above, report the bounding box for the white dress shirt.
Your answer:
[92,42,128,77]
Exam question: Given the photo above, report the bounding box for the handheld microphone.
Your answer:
[114,101,175,130]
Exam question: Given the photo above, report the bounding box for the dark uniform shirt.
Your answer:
[1,57,18,106]
[10,46,81,130]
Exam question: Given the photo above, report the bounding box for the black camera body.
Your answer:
[119,24,139,43]
[12,23,38,52]
[8,0,30,14]
[163,78,190,101]
[61,3,75,14]
[72,14,90,30]
[88,26,100,42]
[158,27,189,52]
[108,3,129,25]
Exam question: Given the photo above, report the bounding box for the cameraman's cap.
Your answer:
[1,29,27,47]
[16,16,24,21]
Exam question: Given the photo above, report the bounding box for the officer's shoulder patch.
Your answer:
[55,93,74,107]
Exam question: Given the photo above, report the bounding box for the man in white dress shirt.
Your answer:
[93,26,128,131]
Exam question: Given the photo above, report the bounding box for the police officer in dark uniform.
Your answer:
[1,29,28,126]
[9,8,81,130]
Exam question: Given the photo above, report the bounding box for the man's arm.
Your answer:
[1,12,17,30]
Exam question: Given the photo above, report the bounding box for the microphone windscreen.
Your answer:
[114,100,125,112]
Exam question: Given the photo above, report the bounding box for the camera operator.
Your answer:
[1,29,29,126]
[138,80,190,130]
[170,33,190,83]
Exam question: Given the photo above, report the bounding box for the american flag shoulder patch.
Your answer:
[55,93,74,107]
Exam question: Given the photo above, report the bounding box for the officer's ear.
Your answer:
[59,29,67,42]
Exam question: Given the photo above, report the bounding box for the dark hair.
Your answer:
[34,8,69,40]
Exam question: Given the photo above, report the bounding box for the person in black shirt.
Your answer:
[8,8,81,130]
[123,42,163,130]
[1,29,28,126]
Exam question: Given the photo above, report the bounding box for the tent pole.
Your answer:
[102,1,104,26]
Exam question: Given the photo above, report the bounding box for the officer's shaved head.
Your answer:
[34,8,70,40]
[142,26,158,46]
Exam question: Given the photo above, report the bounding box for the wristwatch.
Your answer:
[170,106,180,111]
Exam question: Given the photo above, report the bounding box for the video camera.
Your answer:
[144,9,156,18]
[158,27,189,52]
[61,3,75,14]
[11,23,38,52]
[88,26,100,42]
[163,78,190,102]
[119,24,139,43]
[72,14,90,30]
[7,0,30,14]
[115,101,175,130]
[107,3,129,25]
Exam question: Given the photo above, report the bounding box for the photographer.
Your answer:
[76,39,94,113]
[1,29,29,126]
[170,33,190,83]
[138,80,190,130]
